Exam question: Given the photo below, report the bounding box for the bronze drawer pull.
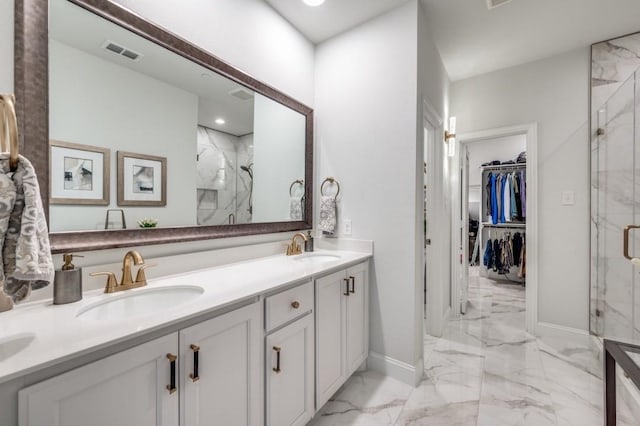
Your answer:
[273,346,282,373]
[343,278,350,296]
[291,301,300,309]
[349,276,355,294]
[189,344,200,382]
[166,353,177,394]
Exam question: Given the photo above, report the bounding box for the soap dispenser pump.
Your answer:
[53,254,83,305]
[304,230,314,252]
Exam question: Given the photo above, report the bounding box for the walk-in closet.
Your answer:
[479,162,526,285]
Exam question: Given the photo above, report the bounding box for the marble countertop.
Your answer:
[0,249,371,385]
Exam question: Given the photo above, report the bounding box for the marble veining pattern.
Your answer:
[196,126,254,225]
[310,268,638,425]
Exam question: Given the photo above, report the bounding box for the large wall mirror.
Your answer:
[15,0,313,252]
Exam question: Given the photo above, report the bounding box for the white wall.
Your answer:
[252,93,306,222]
[49,40,198,231]
[112,0,315,107]
[0,0,12,93]
[417,1,451,353]
[451,48,590,332]
[316,0,449,383]
[0,0,315,270]
[466,134,526,187]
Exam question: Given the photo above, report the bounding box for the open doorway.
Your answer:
[451,123,538,334]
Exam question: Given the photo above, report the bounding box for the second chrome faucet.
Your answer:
[91,250,155,293]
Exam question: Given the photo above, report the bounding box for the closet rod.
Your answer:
[483,223,526,229]
[480,163,526,171]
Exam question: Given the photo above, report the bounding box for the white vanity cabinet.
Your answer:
[18,333,179,426]
[180,302,262,426]
[315,261,369,410]
[18,302,262,426]
[264,281,315,426]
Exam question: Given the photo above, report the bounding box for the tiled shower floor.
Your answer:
[308,267,632,425]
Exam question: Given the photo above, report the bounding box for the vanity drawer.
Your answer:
[265,280,313,332]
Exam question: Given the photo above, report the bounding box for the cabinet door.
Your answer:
[266,313,314,426]
[315,270,347,410]
[19,333,179,426]
[346,262,369,375]
[180,302,262,426]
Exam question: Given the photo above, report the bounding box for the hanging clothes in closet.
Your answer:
[483,232,525,276]
[486,169,526,224]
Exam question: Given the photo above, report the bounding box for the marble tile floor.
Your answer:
[309,267,636,425]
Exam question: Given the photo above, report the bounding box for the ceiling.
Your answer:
[265,0,640,81]
[264,0,409,44]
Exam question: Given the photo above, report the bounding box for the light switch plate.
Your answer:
[561,191,575,206]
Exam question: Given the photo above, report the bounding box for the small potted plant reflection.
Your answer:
[137,217,158,229]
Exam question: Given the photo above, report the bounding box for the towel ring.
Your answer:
[321,177,340,200]
[289,179,304,197]
[0,94,19,172]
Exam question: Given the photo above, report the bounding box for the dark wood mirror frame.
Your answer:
[14,0,313,253]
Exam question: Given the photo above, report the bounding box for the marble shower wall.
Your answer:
[591,32,640,343]
[196,126,254,226]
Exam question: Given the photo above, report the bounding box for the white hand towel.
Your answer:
[1,155,54,302]
[318,195,337,235]
[290,196,303,220]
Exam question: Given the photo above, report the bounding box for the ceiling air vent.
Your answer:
[101,40,143,62]
[229,88,254,101]
[486,0,513,10]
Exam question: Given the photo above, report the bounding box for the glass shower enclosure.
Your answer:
[591,32,640,342]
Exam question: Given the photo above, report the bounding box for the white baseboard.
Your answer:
[443,306,451,324]
[536,321,590,341]
[368,351,423,387]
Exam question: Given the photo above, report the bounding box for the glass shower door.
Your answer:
[591,71,638,343]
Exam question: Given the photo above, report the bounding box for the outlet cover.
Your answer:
[343,219,352,236]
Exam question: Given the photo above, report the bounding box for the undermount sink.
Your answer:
[292,253,341,263]
[76,285,204,321]
[0,332,35,362]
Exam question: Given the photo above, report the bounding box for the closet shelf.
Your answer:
[480,163,526,171]
[482,222,525,228]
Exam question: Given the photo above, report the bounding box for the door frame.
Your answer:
[422,99,448,338]
[450,123,539,334]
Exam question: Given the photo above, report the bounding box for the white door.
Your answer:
[345,262,368,375]
[424,119,444,335]
[266,313,314,426]
[19,333,179,426]
[460,146,470,314]
[315,269,347,410]
[180,302,262,426]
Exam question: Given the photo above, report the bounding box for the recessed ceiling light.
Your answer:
[215,118,225,125]
[302,0,325,6]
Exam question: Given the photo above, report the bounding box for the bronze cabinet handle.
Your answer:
[189,344,200,382]
[624,225,640,260]
[343,278,350,296]
[273,346,281,373]
[349,276,355,294]
[291,301,300,309]
[166,353,177,394]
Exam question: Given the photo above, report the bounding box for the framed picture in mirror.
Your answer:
[117,151,167,207]
[50,140,110,205]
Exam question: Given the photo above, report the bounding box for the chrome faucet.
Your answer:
[90,250,155,293]
[286,232,308,256]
